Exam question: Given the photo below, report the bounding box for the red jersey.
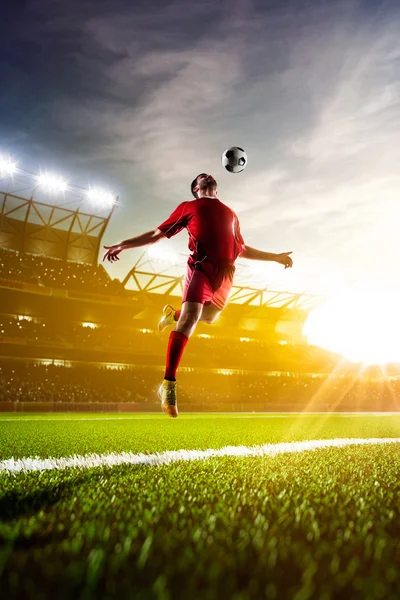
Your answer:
[157,196,245,265]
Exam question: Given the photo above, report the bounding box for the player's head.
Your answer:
[191,173,217,198]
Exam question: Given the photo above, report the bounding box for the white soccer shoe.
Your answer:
[157,379,178,418]
[158,304,176,332]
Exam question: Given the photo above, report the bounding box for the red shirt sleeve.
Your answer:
[234,213,245,256]
[157,202,190,239]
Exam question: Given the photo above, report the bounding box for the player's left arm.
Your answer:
[240,245,293,269]
[234,213,293,269]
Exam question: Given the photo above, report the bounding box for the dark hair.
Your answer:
[191,173,207,199]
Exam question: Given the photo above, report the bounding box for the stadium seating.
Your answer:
[0,247,127,296]
[0,361,399,411]
[0,312,339,372]
[1,246,399,413]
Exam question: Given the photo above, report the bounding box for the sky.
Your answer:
[1,0,400,298]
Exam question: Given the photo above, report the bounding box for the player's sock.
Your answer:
[174,309,181,321]
[164,330,188,380]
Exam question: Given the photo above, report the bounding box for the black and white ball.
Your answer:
[221,146,247,173]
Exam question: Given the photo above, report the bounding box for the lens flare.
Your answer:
[37,172,68,193]
[0,156,17,176]
[86,188,115,208]
[303,289,400,364]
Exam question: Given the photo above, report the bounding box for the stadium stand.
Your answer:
[1,186,399,413]
[0,361,399,412]
[0,247,127,296]
[0,312,341,372]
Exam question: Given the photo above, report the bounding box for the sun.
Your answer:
[303,289,400,365]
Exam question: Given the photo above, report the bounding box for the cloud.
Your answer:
[2,0,400,294]
[235,10,400,289]
[55,4,254,191]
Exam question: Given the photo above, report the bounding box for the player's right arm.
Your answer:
[103,201,189,263]
[103,228,166,263]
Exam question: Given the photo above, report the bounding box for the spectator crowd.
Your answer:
[0,362,399,411]
[0,247,127,296]
[0,314,340,372]
[1,248,399,412]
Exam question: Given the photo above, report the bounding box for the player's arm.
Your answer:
[233,214,292,269]
[102,228,166,263]
[240,245,293,269]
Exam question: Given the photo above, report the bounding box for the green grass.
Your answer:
[1,413,400,599]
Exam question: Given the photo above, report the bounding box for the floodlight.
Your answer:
[86,187,115,208]
[0,156,17,176]
[37,172,67,193]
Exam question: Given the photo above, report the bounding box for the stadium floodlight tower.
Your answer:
[85,187,115,210]
[0,156,17,177]
[36,172,68,194]
[0,156,118,267]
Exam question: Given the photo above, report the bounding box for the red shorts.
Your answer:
[182,259,235,311]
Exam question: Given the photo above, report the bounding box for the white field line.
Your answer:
[0,412,399,422]
[1,438,400,475]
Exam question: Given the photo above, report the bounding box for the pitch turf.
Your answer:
[1,413,400,600]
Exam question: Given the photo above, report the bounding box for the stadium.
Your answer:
[1,174,399,415]
[1,167,400,600]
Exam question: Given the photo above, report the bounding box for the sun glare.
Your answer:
[303,289,400,365]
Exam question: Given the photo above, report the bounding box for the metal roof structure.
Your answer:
[123,251,324,310]
[0,189,116,266]
[0,166,322,312]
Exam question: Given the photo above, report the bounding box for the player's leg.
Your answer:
[164,301,202,381]
[174,301,203,336]
[158,301,203,418]
[158,265,212,417]
[199,301,221,324]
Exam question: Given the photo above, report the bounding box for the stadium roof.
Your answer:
[0,166,322,311]
[123,251,324,310]
[0,187,116,266]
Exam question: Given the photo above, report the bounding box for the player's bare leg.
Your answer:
[158,302,203,417]
[174,301,203,337]
[198,302,221,324]
[158,300,220,331]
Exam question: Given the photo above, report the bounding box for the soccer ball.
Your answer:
[221,146,247,173]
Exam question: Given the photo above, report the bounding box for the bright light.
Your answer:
[240,337,251,342]
[248,263,269,279]
[17,315,33,322]
[82,322,98,329]
[139,328,153,333]
[303,289,400,364]
[198,334,212,339]
[0,156,17,177]
[147,245,179,265]
[37,172,67,193]
[37,359,66,366]
[86,187,115,208]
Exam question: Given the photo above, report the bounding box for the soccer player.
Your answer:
[103,173,293,418]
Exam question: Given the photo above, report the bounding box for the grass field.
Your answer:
[1,413,400,600]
